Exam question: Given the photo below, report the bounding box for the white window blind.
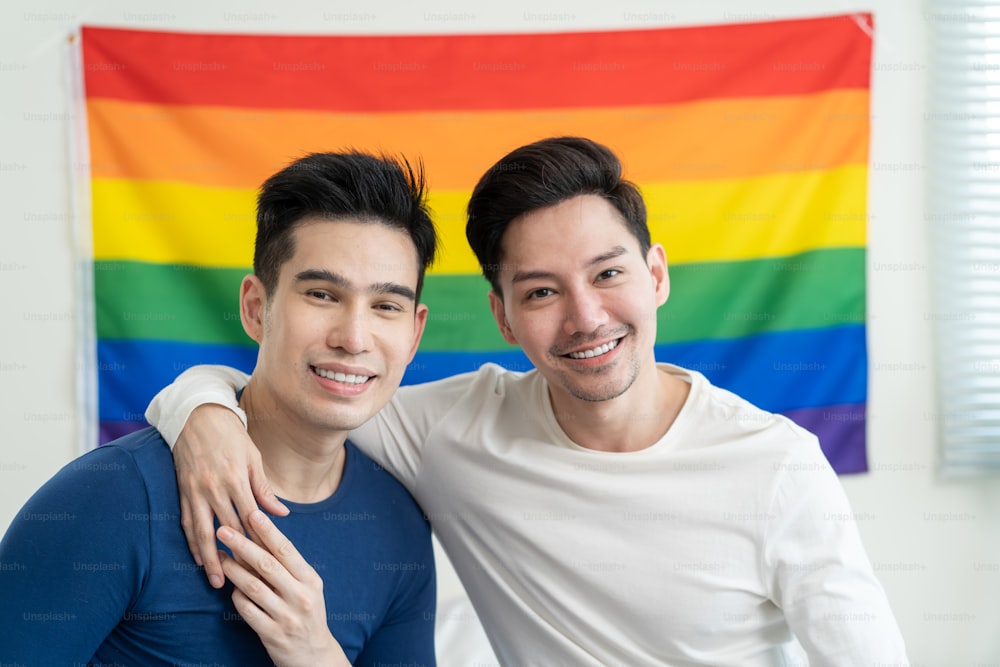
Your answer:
[927,0,1000,473]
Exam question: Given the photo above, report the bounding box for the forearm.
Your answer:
[145,364,250,445]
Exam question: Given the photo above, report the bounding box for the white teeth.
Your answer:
[568,339,619,359]
[313,367,370,384]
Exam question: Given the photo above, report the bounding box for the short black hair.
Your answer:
[465,136,649,293]
[254,151,436,300]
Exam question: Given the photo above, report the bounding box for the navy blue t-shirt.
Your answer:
[0,427,436,666]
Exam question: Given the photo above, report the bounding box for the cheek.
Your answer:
[506,313,553,346]
[378,321,417,353]
[269,319,324,357]
[630,301,660,331]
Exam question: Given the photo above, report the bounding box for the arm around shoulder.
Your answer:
[146,365,287,589]
[145,364,250,447]
[351,365,500,486]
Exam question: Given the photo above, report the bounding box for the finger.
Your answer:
[190,501,226,589]
[209,487,247,569]
[212,489,244,535]
[217,524,296,594]
[172,404,254,589]
[178,493,202,567]
[248,451,289,517]
[176,471,232,589]
[230,587,277,638]
[221,551,281,630]
[222,472,260,544]
[246,510,317,584]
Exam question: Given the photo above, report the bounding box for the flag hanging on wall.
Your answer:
[77,14,872,473]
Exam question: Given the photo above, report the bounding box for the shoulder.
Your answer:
[28,428,181,524]
[97,426,172,459]
[3,430,168,562]
[685,365,814,434]
[667,364,822,465]
[383,363,539,435]
[86,427,176,484]
[29,427,166,494]
[397,362,535,401]
[474,361,537,393]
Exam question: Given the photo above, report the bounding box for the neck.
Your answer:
[239,378,348,504]
[549,364,690,453]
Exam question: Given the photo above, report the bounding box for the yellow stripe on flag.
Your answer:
[93,164,865,270]
[92,180,257,268]
[646,164,867,264]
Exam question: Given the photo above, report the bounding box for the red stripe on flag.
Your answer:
[82,15,871,112]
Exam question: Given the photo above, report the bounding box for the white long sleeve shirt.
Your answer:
[148,362,908,666]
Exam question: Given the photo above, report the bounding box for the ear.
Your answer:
[488,290,518,345]
[405,303,429,363]
[240,274,267,344]
[647,244,670,307]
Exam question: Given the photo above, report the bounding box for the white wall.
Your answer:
[1,1,998,664]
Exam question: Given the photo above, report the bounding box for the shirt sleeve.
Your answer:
[761,437,909,666]
[353,527,437,667]
[349,367,487,490]
[0,446,150,666]
[145,364,250,447]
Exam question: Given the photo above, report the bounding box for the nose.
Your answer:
[562,287,609,336]
[327,306,373,355]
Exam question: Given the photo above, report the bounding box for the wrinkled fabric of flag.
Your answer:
[79,14,872,473]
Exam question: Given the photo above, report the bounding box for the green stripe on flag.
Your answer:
[95,247,863,349]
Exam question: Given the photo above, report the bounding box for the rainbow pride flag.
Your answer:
[78,15,872,473]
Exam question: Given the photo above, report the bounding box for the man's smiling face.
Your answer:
[242,217,426,437]
[488,194,669,408]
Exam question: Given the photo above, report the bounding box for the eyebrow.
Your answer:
[510,245,630,284]
[294,269,416,302]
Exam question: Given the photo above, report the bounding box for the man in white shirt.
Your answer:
[147,136,908,665]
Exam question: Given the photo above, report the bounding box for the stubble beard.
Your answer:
[556,351,642,403]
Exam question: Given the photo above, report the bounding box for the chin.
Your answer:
[568,387,630,403]
[565,372,638,403]
[311,408,372,433]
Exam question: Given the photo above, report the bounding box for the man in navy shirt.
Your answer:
[0,151,438,666]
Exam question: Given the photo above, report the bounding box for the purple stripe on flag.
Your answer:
[781,403,868,474]
[99,420,149,445]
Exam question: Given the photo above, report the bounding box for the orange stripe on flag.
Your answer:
[87,90,869,190]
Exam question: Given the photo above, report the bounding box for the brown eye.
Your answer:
[527,288,554,300]
[307,290,334,301]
